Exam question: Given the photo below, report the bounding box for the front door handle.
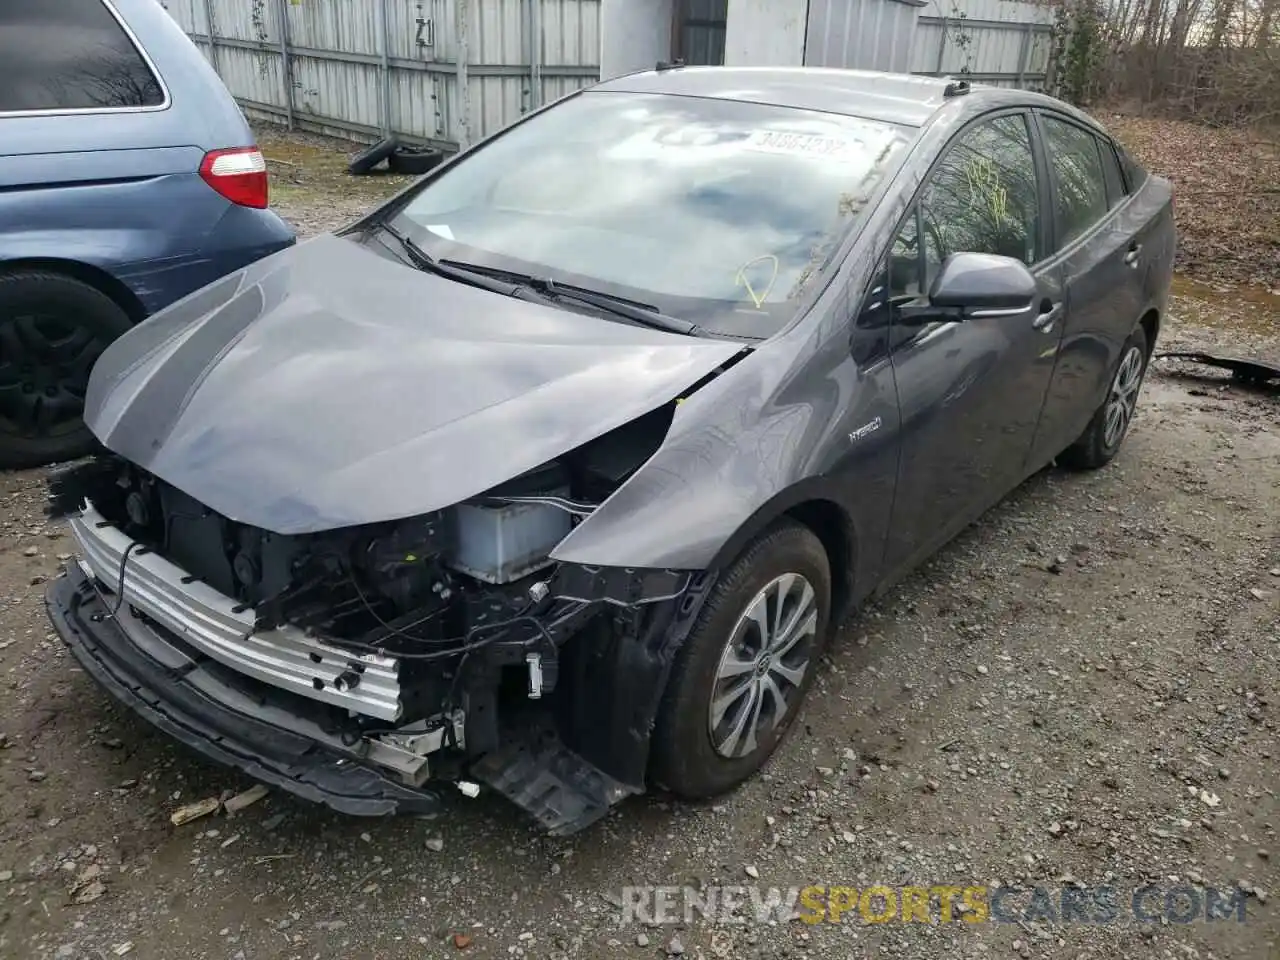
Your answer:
[1123,244,1142,268]
[1032,302,1063,333]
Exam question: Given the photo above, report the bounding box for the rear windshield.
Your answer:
[0,0,164,113]
[391,91,912,337]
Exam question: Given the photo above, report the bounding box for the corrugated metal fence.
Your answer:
[805,0,1053,86]
[160,0,600,151]
[911,0,1054,88]
[162,0,1052,152]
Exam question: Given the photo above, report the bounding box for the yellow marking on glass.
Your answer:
[964,156,1010,227]
[736,254,780,309]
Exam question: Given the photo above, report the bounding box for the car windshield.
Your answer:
[389,91,912,337]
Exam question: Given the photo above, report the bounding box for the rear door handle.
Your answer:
[1123,244,1142,268]
[1032,302,1063,332]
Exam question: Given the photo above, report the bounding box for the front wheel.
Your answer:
[1058,325,1149,471]
[650,521,831,799]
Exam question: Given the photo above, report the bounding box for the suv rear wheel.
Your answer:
[0,271,131,468]
[650,521,831,798]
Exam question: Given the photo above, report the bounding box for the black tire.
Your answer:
[387,145,445,176]
[347,136,399,175]
[0,270,132,469]
[1058,325,1149,471]
[650,521,831,799]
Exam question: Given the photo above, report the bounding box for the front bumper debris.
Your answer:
[47,496,711,832]
[46,565,442,816]
[68,500,403,721]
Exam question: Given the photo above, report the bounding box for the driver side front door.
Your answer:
[879,110,1066,573]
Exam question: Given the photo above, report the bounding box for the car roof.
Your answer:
[594,66,970,127]
[593,66,1106,135]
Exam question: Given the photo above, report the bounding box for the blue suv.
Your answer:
[0,0,295,467]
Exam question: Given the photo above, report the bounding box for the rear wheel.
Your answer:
[650,521,831,798]
[0,271,131,468]
[1058,325,1148,471]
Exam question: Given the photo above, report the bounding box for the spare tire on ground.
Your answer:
[387,144,445,176]
[348,136,399,175]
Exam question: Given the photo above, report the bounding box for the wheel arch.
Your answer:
[0,258,148,324]
[1138,307,1160,356]
[705,480,859,624]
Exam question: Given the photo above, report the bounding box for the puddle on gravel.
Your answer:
[1169,275,1280,340]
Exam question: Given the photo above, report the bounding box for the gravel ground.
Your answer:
[0,125,1277,960]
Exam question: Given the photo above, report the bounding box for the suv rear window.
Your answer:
[0,0,164,113]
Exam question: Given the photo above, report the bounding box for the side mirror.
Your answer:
[899,252,1038,324]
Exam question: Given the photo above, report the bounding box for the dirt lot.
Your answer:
[0,118,1277,960]
[1102,114,1279,289]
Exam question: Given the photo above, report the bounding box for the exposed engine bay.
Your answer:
[47,403,706,832]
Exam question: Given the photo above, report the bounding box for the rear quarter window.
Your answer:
[1098,137,1127,207]
[1118,145,1149,192]
[0,0,164,113]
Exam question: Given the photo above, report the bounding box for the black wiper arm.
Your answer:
[440,260,698,335]
[377,222,531,299]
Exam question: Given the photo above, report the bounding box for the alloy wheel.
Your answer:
[707,572,818,759]
[1103,344,1144,449]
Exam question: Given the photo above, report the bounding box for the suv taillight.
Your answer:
[199,147,268,208]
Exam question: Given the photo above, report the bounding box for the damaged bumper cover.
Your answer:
[69,500,404,721]
[46,511,709,831]
[48,563,442,816]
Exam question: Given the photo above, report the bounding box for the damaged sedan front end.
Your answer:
[47,440,714,833]
[41,229,754,833]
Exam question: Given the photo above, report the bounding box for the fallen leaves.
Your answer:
[1106,113,1280,289]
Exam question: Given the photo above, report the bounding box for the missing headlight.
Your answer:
[447,499,571,584]
[446,463,575,584]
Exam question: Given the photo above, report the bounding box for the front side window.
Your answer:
[885,113,1040,299]
[0,0,164,112]
[1041,116,1109,248]
[391,91,912,337]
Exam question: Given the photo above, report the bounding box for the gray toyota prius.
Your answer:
[45,67,1174,833]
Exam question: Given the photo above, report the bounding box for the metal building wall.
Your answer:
[160,0,601,151]
[804,0,922,74]
[801,0,1053,88]
[909,0,1053,88]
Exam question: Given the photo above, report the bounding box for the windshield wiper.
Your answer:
[377,222,537,300]
[440,260,699,336]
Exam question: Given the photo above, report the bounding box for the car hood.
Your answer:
[85,233,744,534]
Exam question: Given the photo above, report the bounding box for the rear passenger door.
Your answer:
[1026,112,1147,467]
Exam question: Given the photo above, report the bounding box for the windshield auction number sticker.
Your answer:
[743,130,862,161]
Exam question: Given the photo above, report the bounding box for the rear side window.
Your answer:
[1041,116,1109,248]
[0,0,164,113]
